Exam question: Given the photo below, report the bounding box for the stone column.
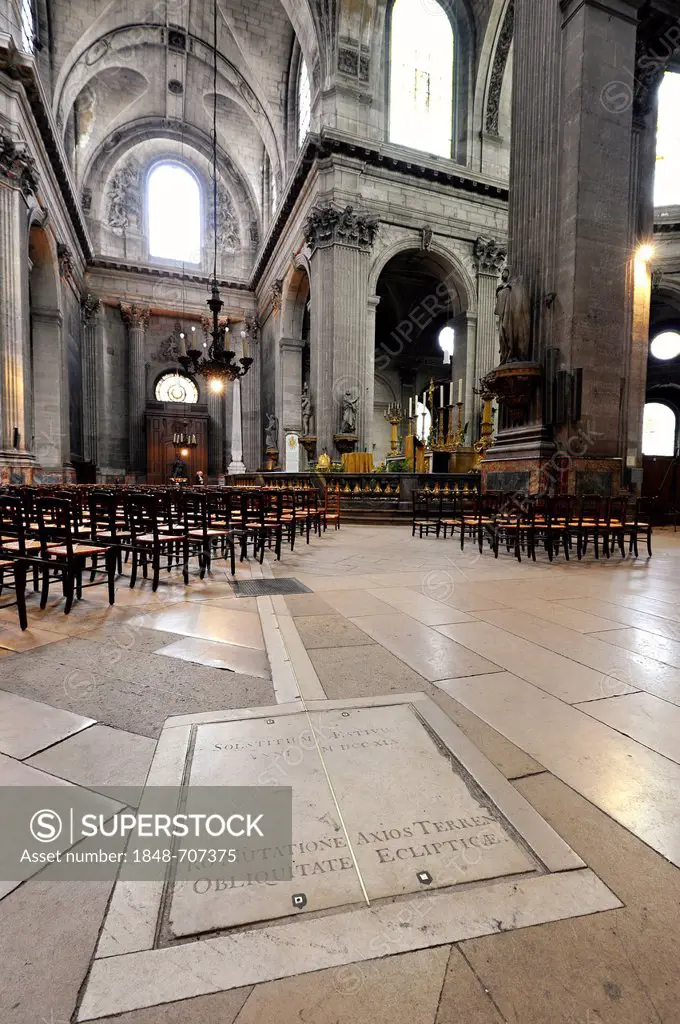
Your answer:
[463,313,478,442]
[305,205,379,456]
[365,295,380,457]
[207,389,225,481]
[0,132,37,476]
[31,309,66,474]
[81,295,101,468]
[119,302,150,478]
[228,379,246,475]
[472,238,506,440]
[485,0,647,490]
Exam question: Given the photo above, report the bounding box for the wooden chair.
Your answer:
[183,490,236,577]
[626,497,653,558]
[412,491,440,538]
[34,497,116,613]
[0,495,31,629]
[323,488,341,531]
[126,492,189,590]
[576,495,603,560]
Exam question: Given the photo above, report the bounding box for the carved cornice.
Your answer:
[81,294,102,326]
[0,130,39,196]
[474,236,508,274]
[119,302,151,330]
[304,204,379,253]
[485,0,515,136]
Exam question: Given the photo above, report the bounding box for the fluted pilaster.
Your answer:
[119,302,150,475]
[81,295,101,466]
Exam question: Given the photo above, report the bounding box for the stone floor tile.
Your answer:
[351,612,501,682]
[294,614,374,649]
[157,637,271,678]
[574,690,680,764]
[283,593,335,616]
[367,587,474,626]
[435,947,505,1023]
[308,644,430,697]
[95,989,252,1024]
[26,724,156,789]
[0,688,94,759]
[128,605,265,650]
[235,947,450,1024]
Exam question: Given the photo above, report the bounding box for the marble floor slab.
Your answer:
[437,671,680,868]
[350,613,500,682]
[0,689,94,760]
[574,691,680,765]
[319,589,397,617]
[558,597,680,640]
[367,588,473,626]
[128,605,265,650]
[157,637,271,679]
[593,626,680,669]
[26,724,157,789]
[470,608,680,705]
[0,623,65,652]
[436,621,637,704]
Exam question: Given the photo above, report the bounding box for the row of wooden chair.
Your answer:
[412,492,653,562]
[0,484,342,628]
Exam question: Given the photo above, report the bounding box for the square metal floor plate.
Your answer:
[78,695,621,1021]
[229,578,312,597]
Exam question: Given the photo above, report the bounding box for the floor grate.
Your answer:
[229,578,312,597]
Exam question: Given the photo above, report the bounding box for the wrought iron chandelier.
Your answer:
[178,0,253,390]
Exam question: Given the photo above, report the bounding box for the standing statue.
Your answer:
[495,267,531,363]
[301,382,314,436]
[264,413,279,449]
[341,390,359,434]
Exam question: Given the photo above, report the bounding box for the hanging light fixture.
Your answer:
[178,0,254,387]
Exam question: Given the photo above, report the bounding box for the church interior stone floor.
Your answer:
[2,524,680,1022]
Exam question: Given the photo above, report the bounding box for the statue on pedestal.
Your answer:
[341,390,359,434]
[264,413,278,450]
[301,383,315,436]
[495,268,531,364]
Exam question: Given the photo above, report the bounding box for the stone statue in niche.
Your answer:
[341,390,359,434]
[107,160,140,234]
[495,267,531,363]
[214,186,241,253]
[264,413,279,450]
[301,382,315,436]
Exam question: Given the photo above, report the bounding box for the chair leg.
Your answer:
[183,540,190,585]
[647,529,652,557]
[32,564,39,592]
[130,550,138,588]
[229,539,236,576]
[90,553,98,583]
[64,568,75,615]
[40,566,50,609]
[14,561,28,630]
[152,551,160,592]
[75,563,83,600]
[105,549,116,606]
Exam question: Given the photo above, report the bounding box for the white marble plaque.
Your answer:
[285,432,300,471]
[169,705,534,937]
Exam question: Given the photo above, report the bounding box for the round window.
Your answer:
[650,331,680,361]
[155,373,199,404]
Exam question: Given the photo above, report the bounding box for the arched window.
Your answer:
[642,402,676,456]
[298,59,311,149]
[388,0,454,158]
[155,372,199,404]
[148,163,201,264]
[438,326,455,363]
[655,72,680,207]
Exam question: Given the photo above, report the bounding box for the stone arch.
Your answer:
[368,235,477,315]
[281,261,311,339]
[28,225,67,474]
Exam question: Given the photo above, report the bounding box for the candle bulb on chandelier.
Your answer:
[439,385,444,408]
[449,382,454,407]
[458,378,463,405]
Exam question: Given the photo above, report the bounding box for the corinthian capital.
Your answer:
[0,130,39,197]
[474,237,507,275]
[304,204,379,253]
[81,294,102,326]
[119,302,151,330]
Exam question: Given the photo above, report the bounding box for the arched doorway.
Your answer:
[372,247,469,467]
[278,264,311,464]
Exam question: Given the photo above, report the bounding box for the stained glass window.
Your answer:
[389,0,453,158]
[155,373,199,404]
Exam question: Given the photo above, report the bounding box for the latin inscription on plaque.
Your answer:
[168,705,536,938]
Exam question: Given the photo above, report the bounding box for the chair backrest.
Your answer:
[578,495,602,525]
[35,497,76,557]
[88,491,119,540]
[127,493,163,542]
[0,495,28,553]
